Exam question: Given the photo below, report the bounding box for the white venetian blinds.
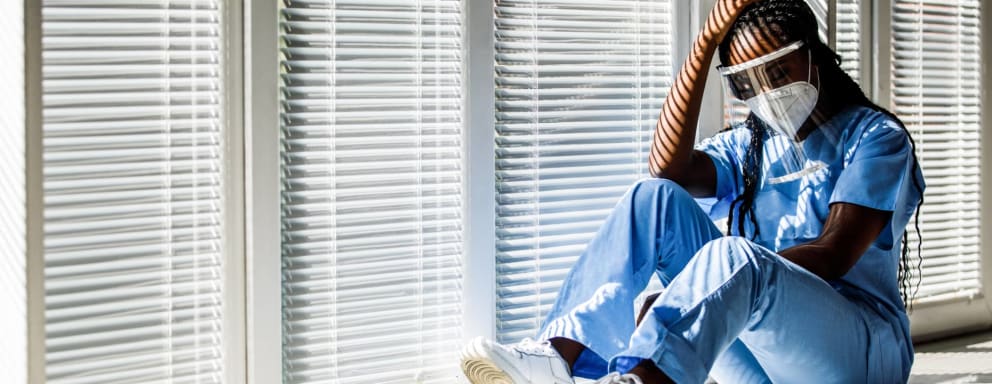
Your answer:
[891,0,983,304]
[493,0,672,343]
[278,0,464,383]
[42,1,226,382]
[835,0,862,83]
[808,0,829,43]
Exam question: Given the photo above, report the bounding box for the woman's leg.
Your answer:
[620,237,878,383]
[640,295,771,384]
[537,178,725,377]
[708,340,771,384]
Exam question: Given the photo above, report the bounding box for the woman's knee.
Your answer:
[630,178,692,207]
[697,237,768,269]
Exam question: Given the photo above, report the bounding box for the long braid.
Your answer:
[726,115,766,239]
[718,0,925,308]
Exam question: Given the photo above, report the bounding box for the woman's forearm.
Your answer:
[648,35,718,180]
[649,1,752,180]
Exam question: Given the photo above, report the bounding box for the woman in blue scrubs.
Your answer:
[461,0,925,383]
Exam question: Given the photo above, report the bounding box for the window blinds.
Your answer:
[891,0,983,304]
[41,1,226,383]
[1,1,26,382]
[808,0,829,43]
[278,1,464,383]
[493,0,672,343]
[835,0,862,83]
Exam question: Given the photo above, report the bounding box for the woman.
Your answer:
[462,0,925,382]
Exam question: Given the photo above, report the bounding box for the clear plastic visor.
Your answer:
[718,41,812,100]
[718,41,827,185]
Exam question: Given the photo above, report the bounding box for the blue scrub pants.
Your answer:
[537,179,904,383]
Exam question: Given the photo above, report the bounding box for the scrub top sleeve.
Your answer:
[695,130,746,218]
[829,120,915,212]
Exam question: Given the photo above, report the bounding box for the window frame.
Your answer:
[25,0,44,382]
[983,0,992,336]
[244,0,282,383]
[224,0,248,382]
[463,0,498,343]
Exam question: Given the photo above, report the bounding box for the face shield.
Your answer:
[718,41,825,184]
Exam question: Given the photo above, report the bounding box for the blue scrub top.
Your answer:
[697,105,925,330]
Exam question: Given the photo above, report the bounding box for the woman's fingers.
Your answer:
[706,0,763,43]
[732,0,764,9]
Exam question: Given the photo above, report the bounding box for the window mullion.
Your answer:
[463,0,498,341]
[244,0,283,382]
[981,0,992,314]
[25,0,44,382]
[223,0,247,382]
[871,0,893,108]
[859,0,873,99]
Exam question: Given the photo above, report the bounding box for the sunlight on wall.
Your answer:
[0,1,26,382]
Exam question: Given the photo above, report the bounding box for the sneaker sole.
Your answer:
[460,338,521,384]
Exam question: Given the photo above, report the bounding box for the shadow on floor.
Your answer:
[911,331,992,383]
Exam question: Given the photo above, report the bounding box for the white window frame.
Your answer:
[690,0,726,140]
[983,0,992,337]
[462,0,498,343]
[244,0,282,382]
[224,0,248,382]
[25,1,44,382]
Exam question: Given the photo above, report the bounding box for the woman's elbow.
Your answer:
[648,167,664,179]
[651,167,688,186]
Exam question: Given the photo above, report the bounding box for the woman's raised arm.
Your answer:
[648,0,759,195]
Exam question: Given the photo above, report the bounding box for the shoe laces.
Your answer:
[513,337,556,357]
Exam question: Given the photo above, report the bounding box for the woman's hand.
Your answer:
[703,0,764,45]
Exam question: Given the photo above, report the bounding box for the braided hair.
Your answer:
[716,0,925,308]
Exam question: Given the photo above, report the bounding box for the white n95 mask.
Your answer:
[744,80,819,140]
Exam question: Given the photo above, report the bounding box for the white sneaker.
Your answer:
[595,372,644,384]
[460,336,575,384]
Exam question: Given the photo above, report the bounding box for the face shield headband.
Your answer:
[718,41,810,101]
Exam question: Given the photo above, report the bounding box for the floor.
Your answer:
[910,330,992,383]
[571,330,992,383]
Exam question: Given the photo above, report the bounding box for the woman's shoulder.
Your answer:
[834,106,918,170]
[833,105,911,148]
[701,124,752,148]
[841,105,905,134]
